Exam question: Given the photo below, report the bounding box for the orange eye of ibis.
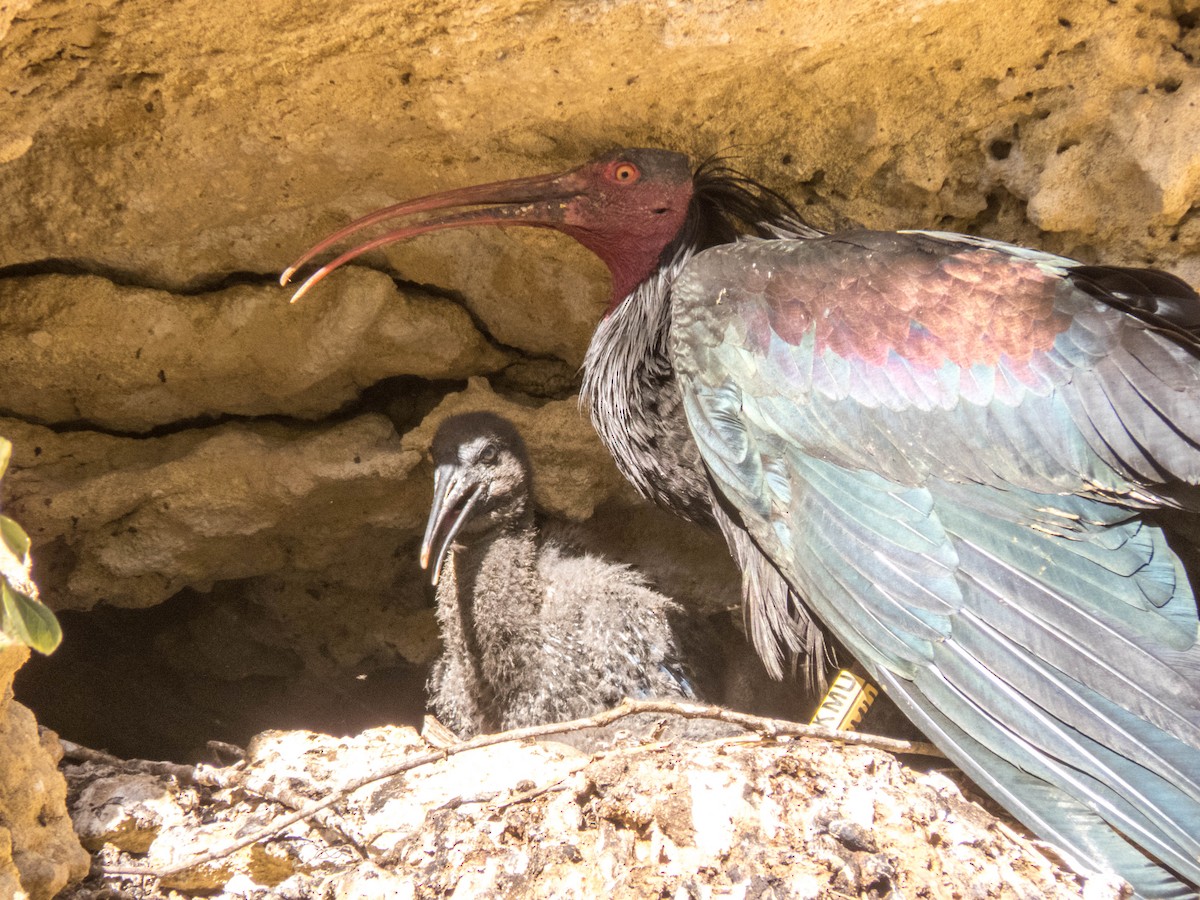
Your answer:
[612,162,640,183]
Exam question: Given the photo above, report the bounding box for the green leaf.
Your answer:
[0,438,10,480]
[1,581,62,655]
[0,514,31,561]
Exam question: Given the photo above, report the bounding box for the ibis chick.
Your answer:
[420,412,705,737]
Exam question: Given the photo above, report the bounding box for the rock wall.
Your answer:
[0,643,90,899]
[0,0,1195,821]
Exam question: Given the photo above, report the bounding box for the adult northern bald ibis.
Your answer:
[283,148,1200,897]
[420,411,707,735]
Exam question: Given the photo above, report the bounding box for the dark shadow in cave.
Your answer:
[14,588,430,764]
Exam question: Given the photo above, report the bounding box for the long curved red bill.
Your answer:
[280,169,584,303]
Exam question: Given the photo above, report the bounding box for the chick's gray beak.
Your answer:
[420,464,482,586]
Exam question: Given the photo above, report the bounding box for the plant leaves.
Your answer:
[1,581,62,655]
[0,514,31,561]
[0,438,10,480]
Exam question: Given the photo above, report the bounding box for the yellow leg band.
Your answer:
[810,664,879,731]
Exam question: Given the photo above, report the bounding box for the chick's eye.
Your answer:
[478,445,498,465]
[612,162,640,183]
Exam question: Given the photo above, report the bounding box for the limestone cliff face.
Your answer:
[1,0,1194,630]
[0,0,1196,882]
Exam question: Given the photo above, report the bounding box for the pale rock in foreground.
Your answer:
[61,720,1117,898]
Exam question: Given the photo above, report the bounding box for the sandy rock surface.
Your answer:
[0,269,511,433]
[0,643,90,899]
[60,715,1118,899]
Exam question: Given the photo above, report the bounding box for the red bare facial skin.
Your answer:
[281,149,695,309]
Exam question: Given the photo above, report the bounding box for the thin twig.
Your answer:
[57,732,364,857]
[434,789,502,810]
[98,697,945,881]
[437,760,589,812]
[237,769,369,858]
[492,779,575,812]
[611,700,947,758]
[55,733,237,789]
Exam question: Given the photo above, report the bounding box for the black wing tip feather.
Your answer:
[1069,264,1199,307]
[1067,264,1200,353]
